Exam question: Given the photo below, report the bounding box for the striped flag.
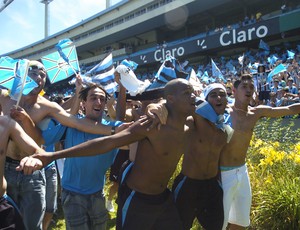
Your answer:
[84,53,118,94]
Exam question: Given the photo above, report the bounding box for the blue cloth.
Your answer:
[195,100,225,131]
[42,117,122,195]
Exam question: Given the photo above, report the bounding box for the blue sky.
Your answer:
[0,0,121,55]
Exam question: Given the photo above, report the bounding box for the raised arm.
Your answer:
[46,99,114,135]
[17,116,151,173]
[258,102,300,118]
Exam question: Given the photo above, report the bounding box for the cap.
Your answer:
[28,60,45,72]
[203,83,226,99]
[274,78,279,82]
[288,77,293,81]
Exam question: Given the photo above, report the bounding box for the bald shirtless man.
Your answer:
[172,83,230,230]
[18,78,196,230]
[220,74,300,230]
[0,60,125,229]
[0,115,45,229]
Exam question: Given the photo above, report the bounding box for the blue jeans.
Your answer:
[61,189,108,230]
[5,159,46,230]
[45,162,58,213]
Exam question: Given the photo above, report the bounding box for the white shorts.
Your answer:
[221,164,251,229]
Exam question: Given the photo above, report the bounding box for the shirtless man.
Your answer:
[0,60,125,229]
[172,83,230,230]
[0,115,45,229]
[18,78,196,230]
[220,74,300,230]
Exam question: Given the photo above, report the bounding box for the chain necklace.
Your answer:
[233,105,248,114]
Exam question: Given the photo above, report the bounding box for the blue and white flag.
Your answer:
[287,50,295,60]
[259,39,270,51]
[201,71,210,84]
[121,59,138,71]
[41,38,80,84]
[211,58,224,81]
[146,55,189,90]
[0,56,18,90]
[10,59,38,101]
[267,55,279,66]
[188,69,203,92]
[267,64,287,83]
[84,53,118,94]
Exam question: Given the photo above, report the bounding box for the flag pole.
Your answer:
[16,60,30,107]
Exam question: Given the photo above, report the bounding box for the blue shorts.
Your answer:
[5,157,46,230]
[45,162,58,213]
[61,188,108,230]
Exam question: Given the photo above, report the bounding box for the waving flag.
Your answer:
[0,56,18,90]
[188,69,203,92]
[120,59,138,71]
[287,50,295,60]
[10,59,38,102]
[267,64,287,83]
[201,71,210,84]
[211,58,224,79]
[238,54,244,66]
[259,39,270,51]
[84,53,118,94]
[41,38,80,84]
[267,55,279,66]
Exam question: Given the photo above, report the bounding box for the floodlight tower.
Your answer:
[40,0,53,38]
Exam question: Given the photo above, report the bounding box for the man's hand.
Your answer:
[16,152,54,175]
[16,156,44,175]
[145,102,168,130]
[115,122,134,133]
[10,106,31,124]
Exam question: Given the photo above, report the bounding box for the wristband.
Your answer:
[111,126,116,135]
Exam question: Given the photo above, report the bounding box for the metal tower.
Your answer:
[40,0,53,38]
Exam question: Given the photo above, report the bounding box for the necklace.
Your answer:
[233,105,248,114]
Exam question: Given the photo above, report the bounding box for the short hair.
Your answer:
[233,74,253,89]
[164,78,190,99]
[79,84,109,102]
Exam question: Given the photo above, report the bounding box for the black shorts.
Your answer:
[109,149,129,182]
[0,195,25,230]
[172,173,224,230]
[116,182,183,230]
